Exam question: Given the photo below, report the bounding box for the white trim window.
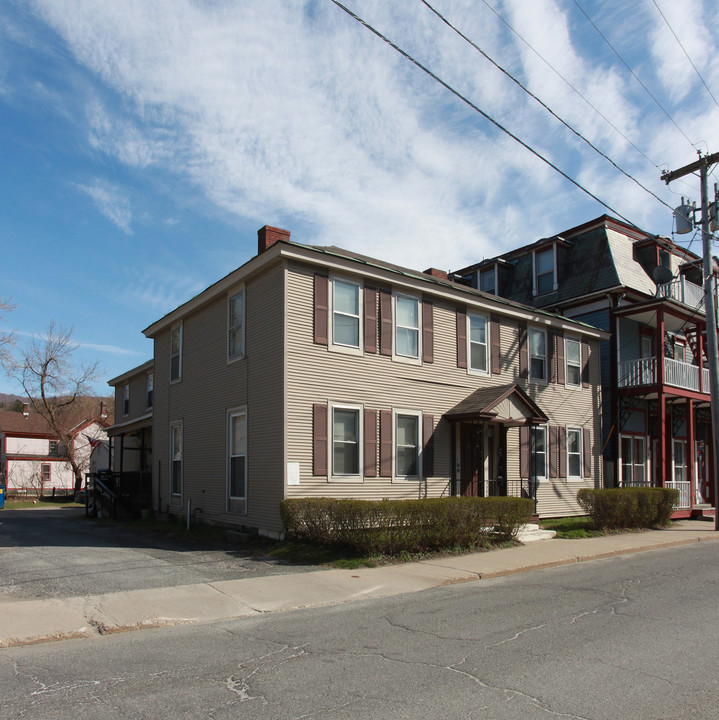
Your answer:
[567,428,582,478]
[332,278,361,350]
[122,383,130,416]
[332,405,361,477]
[534,246,556,295]
[228,289,245,360]
[531,426,547,479]
[170,422,183,497]
[146,372,154,409]
[565,337,581,387]
[395,410,421,479]
[170,325,182,381]
[620,435,646,487]
[228,409,247,500]
[468,313,489,373]
[394,293,420,359]
[529,327,547,382]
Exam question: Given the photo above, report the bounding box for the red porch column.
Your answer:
[687,398,695,507]
[656,308,666,488]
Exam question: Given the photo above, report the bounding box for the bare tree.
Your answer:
[4,322,101,494]
[0,297,14,364]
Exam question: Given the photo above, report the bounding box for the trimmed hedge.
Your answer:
[280,496,534,554]
[577,487,678,530]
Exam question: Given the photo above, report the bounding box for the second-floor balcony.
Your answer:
[618,357,710,393]
[657,277,707,313]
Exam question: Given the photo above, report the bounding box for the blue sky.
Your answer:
[1,0,718,395]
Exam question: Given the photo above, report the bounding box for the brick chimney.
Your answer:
[423,267,448,280]
[258,225,291,254]
[23,402,29,417]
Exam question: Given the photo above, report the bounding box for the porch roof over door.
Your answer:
[444,383,548,425]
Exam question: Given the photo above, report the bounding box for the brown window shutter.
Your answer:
[559,426,567,478]
[519,425,530,479]
[490,315,501,374]
[549,332,557,383]
[312,403,328,476]
[364,287,377,354]
[456,308,467,369]
[582,339,591,388]
[519,322,528,379]
[557,333,565,385]
[364,409,378,477]
[379,290,392,356]
[380,410,393,477]
[314,275,328,346]
[422,300,434,363]
[549,425,559,478]
[583,428,591,478]
[422,414,434,477]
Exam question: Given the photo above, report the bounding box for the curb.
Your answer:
[2,530,718,649]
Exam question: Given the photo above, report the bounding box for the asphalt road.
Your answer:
[2,540,717,719]
[0,508,313,600]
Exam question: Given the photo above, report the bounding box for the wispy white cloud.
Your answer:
[13,329,138,356]
[22,0,719,272]
[75,179,133,234]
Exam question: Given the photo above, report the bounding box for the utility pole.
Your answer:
[662,151,719,531]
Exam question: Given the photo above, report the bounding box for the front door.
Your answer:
[460,423,482,497]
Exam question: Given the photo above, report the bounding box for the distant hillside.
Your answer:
[0,393,114,417]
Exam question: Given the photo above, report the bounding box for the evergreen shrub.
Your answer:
[280,496,534,554]
[576,487,678,530]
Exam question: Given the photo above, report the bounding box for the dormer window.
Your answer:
[479,266,496,295]
[534,246,556,295]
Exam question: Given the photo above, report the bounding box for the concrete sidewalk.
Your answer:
[1,520,717,649]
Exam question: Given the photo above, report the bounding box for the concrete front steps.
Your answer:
[517,523,557,543]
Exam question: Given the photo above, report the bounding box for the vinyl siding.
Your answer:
[284,262,601,517]
[152,262,285,532]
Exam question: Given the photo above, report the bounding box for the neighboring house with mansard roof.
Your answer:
[453,214,718,518]
[134,225,607,537]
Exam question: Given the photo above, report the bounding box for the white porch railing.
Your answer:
[618,358,655,387]
[664,357,700,391]
[657,277,705,312]
[618,357,709,393]
[666,480,691,509]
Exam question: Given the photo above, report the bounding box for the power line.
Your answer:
[651,0,719,111]
[329,0,641,229]
[477,0,660,171]
[420,0,674,214]
[571,0,699,152]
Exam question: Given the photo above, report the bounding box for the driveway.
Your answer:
[0,508,313,601]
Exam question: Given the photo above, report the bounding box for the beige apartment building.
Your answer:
[116,226,607,537]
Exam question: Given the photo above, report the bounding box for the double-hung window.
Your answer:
[621,436,646,486]
[123,383,130,416]
[395,411,420,478]
[332,406,360,476]
[534,247,555,295]
[529,328,547,382]
[530,426,547,479]
[170,325,182,381]
[170,423,183,496]
[567,428,582,478]
[228,290,245,359]
[566,337,581,387]
[332,279,361,349]
[228,410,247,500]
[468,313,488,373]
[395,293,420,359]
